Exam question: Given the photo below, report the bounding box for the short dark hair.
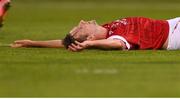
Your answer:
[63,32,89,49]
[63,34,76,49]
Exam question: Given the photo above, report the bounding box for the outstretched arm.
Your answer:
[11,26,79,48]
[11,39,64,48]
[68,39,127,52]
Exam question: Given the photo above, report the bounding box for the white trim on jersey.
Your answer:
[107,35,131,50]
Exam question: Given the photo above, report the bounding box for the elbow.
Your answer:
[109,40,123,49]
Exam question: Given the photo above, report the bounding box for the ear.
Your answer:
[87,34,95,41]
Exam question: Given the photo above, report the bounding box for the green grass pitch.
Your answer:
[0,0,180,97]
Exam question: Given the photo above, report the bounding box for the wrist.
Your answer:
[86,40,94,48]
[29,40,35,46]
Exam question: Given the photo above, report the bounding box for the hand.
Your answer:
[68,41,91,52]
[11,40,33,48]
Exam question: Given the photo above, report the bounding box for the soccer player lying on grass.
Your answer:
[11,17,180,52]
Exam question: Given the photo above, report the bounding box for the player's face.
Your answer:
[69,20,100,41]
[78,20,99,40]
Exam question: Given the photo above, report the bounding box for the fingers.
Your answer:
[72,43,83,49]
[74,41,83,47]
[11,43,23,48]
[14,40,27,44]
[68,45,77,52]
[14,41,22,44]
[11,40,30,48]
[68,43,83,52]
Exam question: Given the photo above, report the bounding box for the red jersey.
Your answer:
[102,17,169,50]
